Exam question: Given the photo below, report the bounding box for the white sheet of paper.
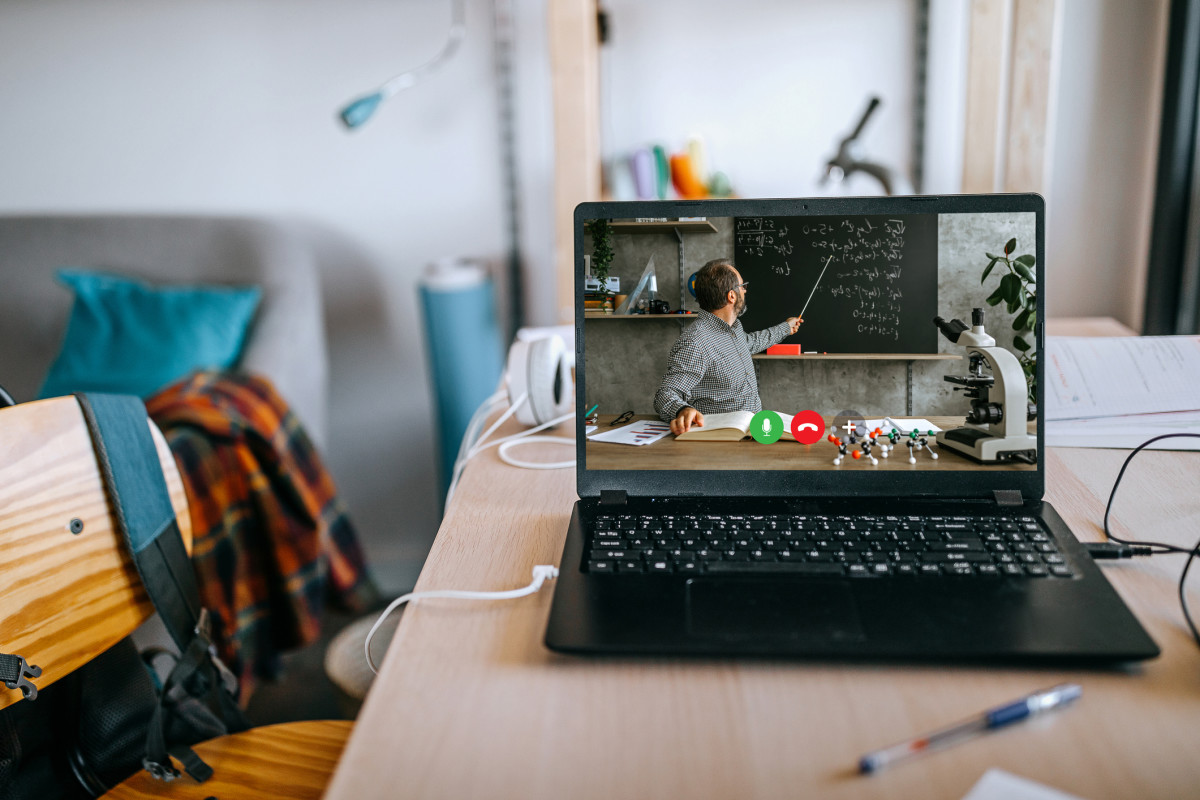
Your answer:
[587,419,672,446]
[1045,335,1200,420]
[885,417,943,433]
[961,769,1084,800]
[585,425,597,435]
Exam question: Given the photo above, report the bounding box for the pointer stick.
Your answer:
[798,255,834,320]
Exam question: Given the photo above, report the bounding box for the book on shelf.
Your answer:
[675,410,797,441]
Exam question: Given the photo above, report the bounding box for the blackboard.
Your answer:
[734,215,938,353]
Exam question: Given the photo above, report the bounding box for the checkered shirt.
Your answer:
[654,310,792,422]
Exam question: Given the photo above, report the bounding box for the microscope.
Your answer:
[933,309,1037,464]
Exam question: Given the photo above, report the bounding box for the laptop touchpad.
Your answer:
[686,579,867,643]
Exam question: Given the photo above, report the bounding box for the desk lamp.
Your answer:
[338,0,466,129]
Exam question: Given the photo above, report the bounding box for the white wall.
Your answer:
[599,0,918,199]
[1045,0,1168,328]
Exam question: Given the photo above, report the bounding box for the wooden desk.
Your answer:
[326,321,1200,800]
[586,414,1035,471]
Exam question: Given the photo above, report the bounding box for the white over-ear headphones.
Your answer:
[505,334,573,425]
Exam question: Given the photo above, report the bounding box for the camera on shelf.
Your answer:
[649,299,671,315]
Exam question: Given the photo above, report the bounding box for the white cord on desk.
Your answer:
[445,391,575,504]
[363,565,560,673]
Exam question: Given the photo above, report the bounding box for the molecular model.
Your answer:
[892,428,939,464]
[827,427,891,466]
[828,427,939,466]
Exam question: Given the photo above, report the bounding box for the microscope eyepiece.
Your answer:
[934,316,969,343]
[972,308,985,327]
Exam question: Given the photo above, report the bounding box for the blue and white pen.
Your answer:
[859,683,1082,774]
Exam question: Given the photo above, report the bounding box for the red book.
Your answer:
[766,344,802,355]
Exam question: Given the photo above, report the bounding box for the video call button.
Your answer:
[790,409,826,444]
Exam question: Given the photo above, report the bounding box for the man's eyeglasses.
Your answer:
[736,281,750,290]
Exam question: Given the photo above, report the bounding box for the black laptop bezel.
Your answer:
[574,194,1045,501]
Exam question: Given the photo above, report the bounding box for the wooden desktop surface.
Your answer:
[325,320,1199,800]
[586,415,1036,471]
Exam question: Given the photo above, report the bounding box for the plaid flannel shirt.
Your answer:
[654,310,792,422]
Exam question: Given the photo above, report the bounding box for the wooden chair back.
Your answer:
[0,396,191,711]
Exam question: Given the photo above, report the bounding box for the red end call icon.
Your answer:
[790,409,826,445]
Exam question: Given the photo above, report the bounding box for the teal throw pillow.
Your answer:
[39,269,262,399]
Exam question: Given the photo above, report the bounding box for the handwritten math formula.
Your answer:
[733,214,938,353]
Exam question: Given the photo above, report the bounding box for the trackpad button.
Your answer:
[686,579,867,643]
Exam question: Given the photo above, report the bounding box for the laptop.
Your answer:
[544,194,1159,663]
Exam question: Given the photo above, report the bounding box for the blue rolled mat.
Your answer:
[418,262,505,496]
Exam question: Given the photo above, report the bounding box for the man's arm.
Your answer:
[745,318,796,354]
[654,336,707,423]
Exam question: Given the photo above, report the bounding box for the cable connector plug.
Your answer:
[1086,543,1154,559]
[531,565,560,584]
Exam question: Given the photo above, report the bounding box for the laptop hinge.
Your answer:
[599,490,627,506]
[993,489,1023,507]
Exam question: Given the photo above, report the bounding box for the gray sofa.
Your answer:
[0,215,329,447]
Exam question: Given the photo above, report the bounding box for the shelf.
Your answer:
[584,312,696,319]
[753,353,963,361]
[609,221,717,234]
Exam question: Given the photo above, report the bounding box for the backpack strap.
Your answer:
[0,653,41,700]
[74,393,201,650]
[74,393,246,783]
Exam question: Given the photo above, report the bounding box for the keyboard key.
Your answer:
[1050,565,1074,577]
[588,560,615,573]
[705,562,846,576]
[647,560,673,573]
[927,540,986,552]
[617,560,644,573]
[922,552,993,564]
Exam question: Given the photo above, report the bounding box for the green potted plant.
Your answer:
[586,219,614,291]
[981,237,1037,404]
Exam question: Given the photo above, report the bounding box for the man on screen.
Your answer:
[654,258,802,435]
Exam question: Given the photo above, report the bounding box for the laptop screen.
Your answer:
[576,196,1043,497]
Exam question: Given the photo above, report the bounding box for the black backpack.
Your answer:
[0,393,248,798]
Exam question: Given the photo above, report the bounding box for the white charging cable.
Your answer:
[363,565,560,673]
[445,391,574,504]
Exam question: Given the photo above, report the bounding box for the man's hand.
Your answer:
[671,407,705,435]
[786,315,804,335]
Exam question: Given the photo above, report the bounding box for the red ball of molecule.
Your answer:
[852,450,861,459]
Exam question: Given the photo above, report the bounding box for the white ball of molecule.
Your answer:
[833,457,842,466]
[908,456,916,464]
[931,452,939,459]
[870,457,878,465]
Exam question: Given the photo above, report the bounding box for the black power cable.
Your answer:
[1094,433,1200,649]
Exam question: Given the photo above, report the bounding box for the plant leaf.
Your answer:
[986,252,1000,261]
[1014,254,1036,268]
[1014,309,1030,330]
[1028,309,1037,329]
[1014,335,1030,352]
[1013,261,1035,282]
[985,285,1004,306]
[982,257,999,283]
[1005,238,1016,255]
[1000,273,1020,305]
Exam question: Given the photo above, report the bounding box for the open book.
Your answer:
[675,410,796,441]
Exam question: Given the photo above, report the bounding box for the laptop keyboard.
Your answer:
[585,514,1073,578]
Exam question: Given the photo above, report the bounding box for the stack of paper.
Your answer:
[1044,335,1200,450]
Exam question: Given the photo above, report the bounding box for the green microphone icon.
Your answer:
[750,410,783,444]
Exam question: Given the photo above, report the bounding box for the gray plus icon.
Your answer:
[840,420,857,437]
